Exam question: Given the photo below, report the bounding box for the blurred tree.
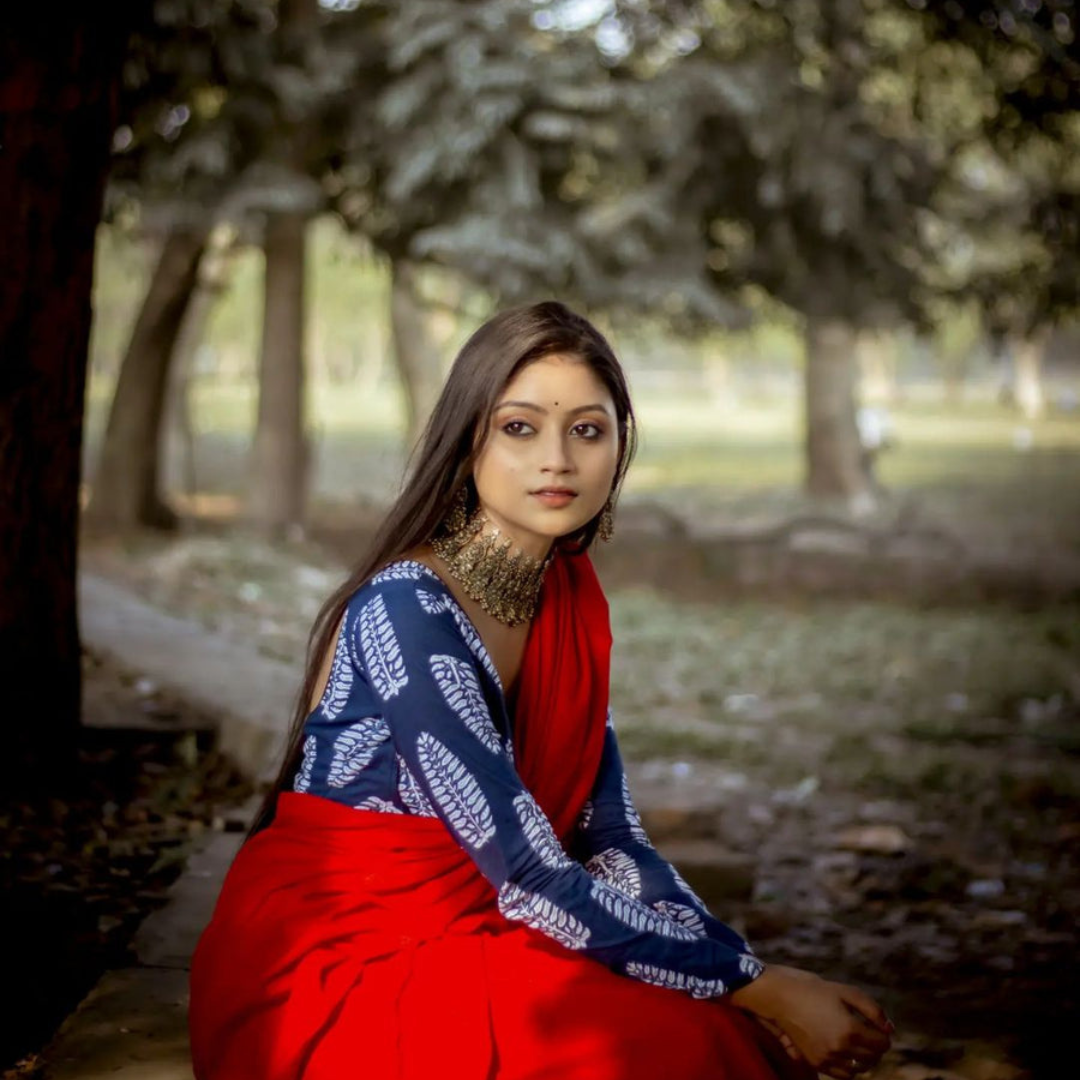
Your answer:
[328,0,612,445]
[0,10,134,756]
[99,0,381,533]
[609,0,936,508]
[86,224,209,530]
[326,0,746,446]
[915,0,1080,417]
[90,0,253,530]
[164,226,237,500]
[246,0,322,538]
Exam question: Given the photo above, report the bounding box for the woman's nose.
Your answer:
[539,431,574,473]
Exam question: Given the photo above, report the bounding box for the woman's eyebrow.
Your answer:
[495,400,612,416]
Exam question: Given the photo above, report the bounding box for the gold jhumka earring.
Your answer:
[597,498,615,542]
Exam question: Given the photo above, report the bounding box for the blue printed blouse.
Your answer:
[290,559,764,999]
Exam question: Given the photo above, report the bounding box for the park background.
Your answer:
[2,2,1079,1078]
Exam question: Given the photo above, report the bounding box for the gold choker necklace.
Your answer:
[432,512,552,627]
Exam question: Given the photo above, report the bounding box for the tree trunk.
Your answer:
[390,258,444,452]
[248,212,309,538]
[0,14,126,759]
[803,316,872,508]
[1011,331,1047,420]
[991,332,1015,407]
[163,228,233,502]
[86,225,208,531]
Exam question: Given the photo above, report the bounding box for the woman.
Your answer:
[189,302,892,1080]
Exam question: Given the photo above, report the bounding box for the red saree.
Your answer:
[189,553,808,1080]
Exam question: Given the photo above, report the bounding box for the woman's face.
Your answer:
[471,353,620,559]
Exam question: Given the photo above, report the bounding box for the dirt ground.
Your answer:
[0,651,253,1077]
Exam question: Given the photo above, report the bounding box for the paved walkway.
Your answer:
[39,572,744,1079]
[39,574,302,1079]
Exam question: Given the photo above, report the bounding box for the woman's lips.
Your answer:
[531,489,578,508]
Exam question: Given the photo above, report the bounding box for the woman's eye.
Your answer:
[502,420,534,437]
[573,422,604,440]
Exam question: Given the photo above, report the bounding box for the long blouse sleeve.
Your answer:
[570,717,757,956]
[311,572,764,1000]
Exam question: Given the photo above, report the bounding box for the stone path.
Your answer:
[38,574,292,1079]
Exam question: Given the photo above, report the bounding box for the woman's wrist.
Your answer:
[727,965,802,1020]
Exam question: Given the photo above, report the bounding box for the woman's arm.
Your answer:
[573,714,894,1080]
[347,576,765,1000]
[571,716,753,954]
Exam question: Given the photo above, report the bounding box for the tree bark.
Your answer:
[390,258,444,452]
[991,332,1015,407]
[0,13,127,758]
[163,229,233,502]
[86,225,208,531]
[803,316,872,507]
[248,212,309,537]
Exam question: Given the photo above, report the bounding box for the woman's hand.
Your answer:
[729,964,893,1079]
[748,1014,806,1064]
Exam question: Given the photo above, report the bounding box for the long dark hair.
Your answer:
[247,300,637,837]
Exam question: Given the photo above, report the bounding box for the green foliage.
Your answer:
[108,0,1080,351]
[912,1,1080,329]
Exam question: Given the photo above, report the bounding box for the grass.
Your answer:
[608,586,1080,797]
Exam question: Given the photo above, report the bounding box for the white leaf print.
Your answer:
[358,594,408,700]
[416,588,447,615]
[498,882,591,950]
[416,733,496,850]
[590,880,698,941]
[293,734,316,793]
[327,716,391,788]
[416,588,501,687]
[317,623,354,720]
[370,562,427,583]
[430,654,501,753]
[578,799,596,832]
[397,755,436,817]
[586,848,643,898]
[621,775,653,847]
[739,953,764,978]
[354,795,403,814]
[505,736,515,765]
[653,901,707,938]
[624,962,726,1000]
[606,708,615,730]
[513,792,573,869]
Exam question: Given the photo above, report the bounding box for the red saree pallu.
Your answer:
[189,554,808,1080]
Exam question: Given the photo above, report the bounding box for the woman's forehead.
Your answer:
[498,354,612,408]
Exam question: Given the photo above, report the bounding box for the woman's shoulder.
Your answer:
[346,556,503,689]
[345,557,450,619]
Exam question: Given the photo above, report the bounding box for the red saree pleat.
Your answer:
[188,553,810,1080]
[512,550,610,839]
